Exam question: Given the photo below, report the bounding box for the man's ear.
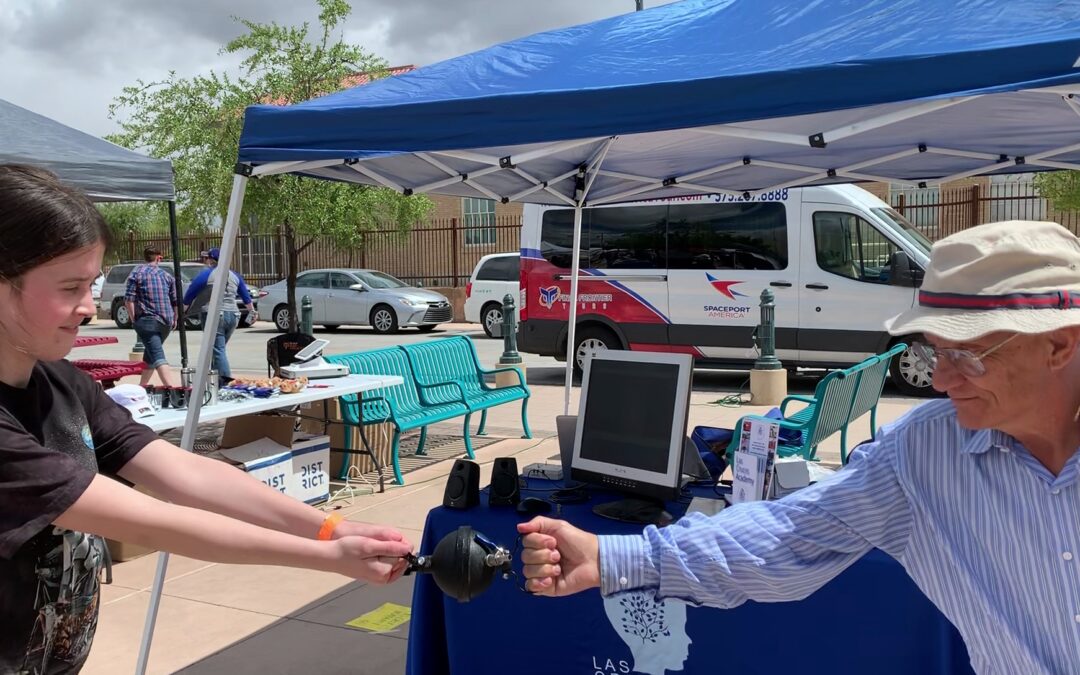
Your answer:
[1046,327,1080,370]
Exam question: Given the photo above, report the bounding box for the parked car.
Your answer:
[99,261,258,330]
[83,272,105,325]
[464,252,520,338]
[259,268,453,334]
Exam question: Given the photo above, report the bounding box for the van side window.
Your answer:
[667,202,788,270]
[477,256,519,281]
[812,212,898,284]
[540,205,666,270]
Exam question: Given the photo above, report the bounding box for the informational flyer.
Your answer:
[731,418,780,504]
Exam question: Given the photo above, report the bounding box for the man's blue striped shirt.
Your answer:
[599,399,1080,674]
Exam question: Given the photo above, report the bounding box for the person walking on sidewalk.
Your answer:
[183,247,256,386]
[124,246,179,388]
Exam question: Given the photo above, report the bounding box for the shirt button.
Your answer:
[998,446,1010,453]
[1065,552,1074,561]
[619,576,628,586]
[1053,489,1062,496]
[1074,614,1080,624]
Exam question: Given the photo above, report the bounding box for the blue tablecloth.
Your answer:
[407,478,973,675]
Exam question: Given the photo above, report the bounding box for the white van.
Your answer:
[517,185,934,395]
[465,252,520,338]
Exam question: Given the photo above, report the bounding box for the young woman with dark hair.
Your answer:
[0,165,413,674]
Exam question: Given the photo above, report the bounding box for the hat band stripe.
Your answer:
[919,290,1076,310]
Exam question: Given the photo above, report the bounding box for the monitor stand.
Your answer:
[592,497,673,527]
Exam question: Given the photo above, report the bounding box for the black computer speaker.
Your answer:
[443,459,481,509]
[488,457,521,506]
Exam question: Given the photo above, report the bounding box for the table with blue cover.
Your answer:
[407,477,974,675]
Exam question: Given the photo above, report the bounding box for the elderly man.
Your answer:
[519,220,1080,674]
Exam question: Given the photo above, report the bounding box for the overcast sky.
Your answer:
[0,0,677,139]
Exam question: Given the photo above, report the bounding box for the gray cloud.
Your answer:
[0,0,676,138]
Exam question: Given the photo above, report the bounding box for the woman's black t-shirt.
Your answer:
[0,360,158,674]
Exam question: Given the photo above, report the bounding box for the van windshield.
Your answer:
[871,207,932,256]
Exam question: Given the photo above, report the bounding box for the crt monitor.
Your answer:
[570,350,693,502]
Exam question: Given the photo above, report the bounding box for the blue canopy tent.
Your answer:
[139,0,1080,666]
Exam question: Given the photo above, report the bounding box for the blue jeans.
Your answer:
[133,315,171,368]
[203,311,239,383]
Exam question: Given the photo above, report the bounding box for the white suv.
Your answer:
[464,252,520,338]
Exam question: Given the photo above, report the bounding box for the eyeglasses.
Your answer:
[910,333,1019,378]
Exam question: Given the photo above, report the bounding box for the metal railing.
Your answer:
[118,216,522,288]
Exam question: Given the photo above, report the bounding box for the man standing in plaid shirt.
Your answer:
[125,246,179,387]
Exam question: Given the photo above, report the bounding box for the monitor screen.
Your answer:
[570,350,693,501]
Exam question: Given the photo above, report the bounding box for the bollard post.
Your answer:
[753,289,782,370]
[301,295,313,336]
[749,288,787,405]
[500,294,522,365]
[494,293,527,398]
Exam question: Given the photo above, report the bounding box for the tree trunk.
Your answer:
[285,219,299,333]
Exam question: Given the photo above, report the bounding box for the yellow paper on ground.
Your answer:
[346,602,411,632]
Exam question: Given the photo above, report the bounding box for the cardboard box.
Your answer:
[297,399,395,478]
[220,413,297,449]
[106,539,155,563]
[215,432,332,504]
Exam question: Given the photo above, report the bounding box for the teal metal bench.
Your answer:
[400,335,532,441]
[324,347,473,486]
[324,336,532,486]
[726,343,906,465]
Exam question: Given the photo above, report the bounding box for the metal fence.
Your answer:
[119,216,522,289]
[890,180,1080,240]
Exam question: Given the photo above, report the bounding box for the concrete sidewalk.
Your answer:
[83,374,922,674]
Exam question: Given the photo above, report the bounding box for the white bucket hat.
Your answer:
[885,220,1080,342]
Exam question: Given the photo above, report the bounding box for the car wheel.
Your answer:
[322,325,341,332]
[417,325,437,333]
[889,338,939,397]
[370,305,399,334]
[481,303,503,338]
[185,312,203,331]
[572,325,621,376]
[273,304,292,333]
[113,302,132,329]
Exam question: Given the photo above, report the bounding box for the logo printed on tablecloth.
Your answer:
[596,591,691,674]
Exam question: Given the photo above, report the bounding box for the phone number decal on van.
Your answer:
[712,189,789,203]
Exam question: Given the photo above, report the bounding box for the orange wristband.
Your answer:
[317,513,344,541]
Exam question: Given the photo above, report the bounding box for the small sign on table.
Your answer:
[731,418,780,504]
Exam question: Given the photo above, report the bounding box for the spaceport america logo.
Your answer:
[703,273,752,319]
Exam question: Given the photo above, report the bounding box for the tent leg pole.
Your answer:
[167,200,188,368]
[563,204,584,415]
[135,174,249,675]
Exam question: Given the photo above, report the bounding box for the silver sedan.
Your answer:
[259,268,453,334]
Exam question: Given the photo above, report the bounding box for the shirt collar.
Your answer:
[961,428,1015,455]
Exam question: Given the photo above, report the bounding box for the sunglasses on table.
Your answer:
[909,333,1018,378]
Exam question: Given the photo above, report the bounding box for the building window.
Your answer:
[463,198,497,245]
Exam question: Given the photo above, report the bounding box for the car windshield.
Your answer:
[352,270,409,289]
[870,207,932,255]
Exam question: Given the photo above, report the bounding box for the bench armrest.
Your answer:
[416,378,469,405]
[478,366,527,390]
[780,394,818,415]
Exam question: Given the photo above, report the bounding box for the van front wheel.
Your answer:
[572,326,621,375]
[889,339,938,397]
